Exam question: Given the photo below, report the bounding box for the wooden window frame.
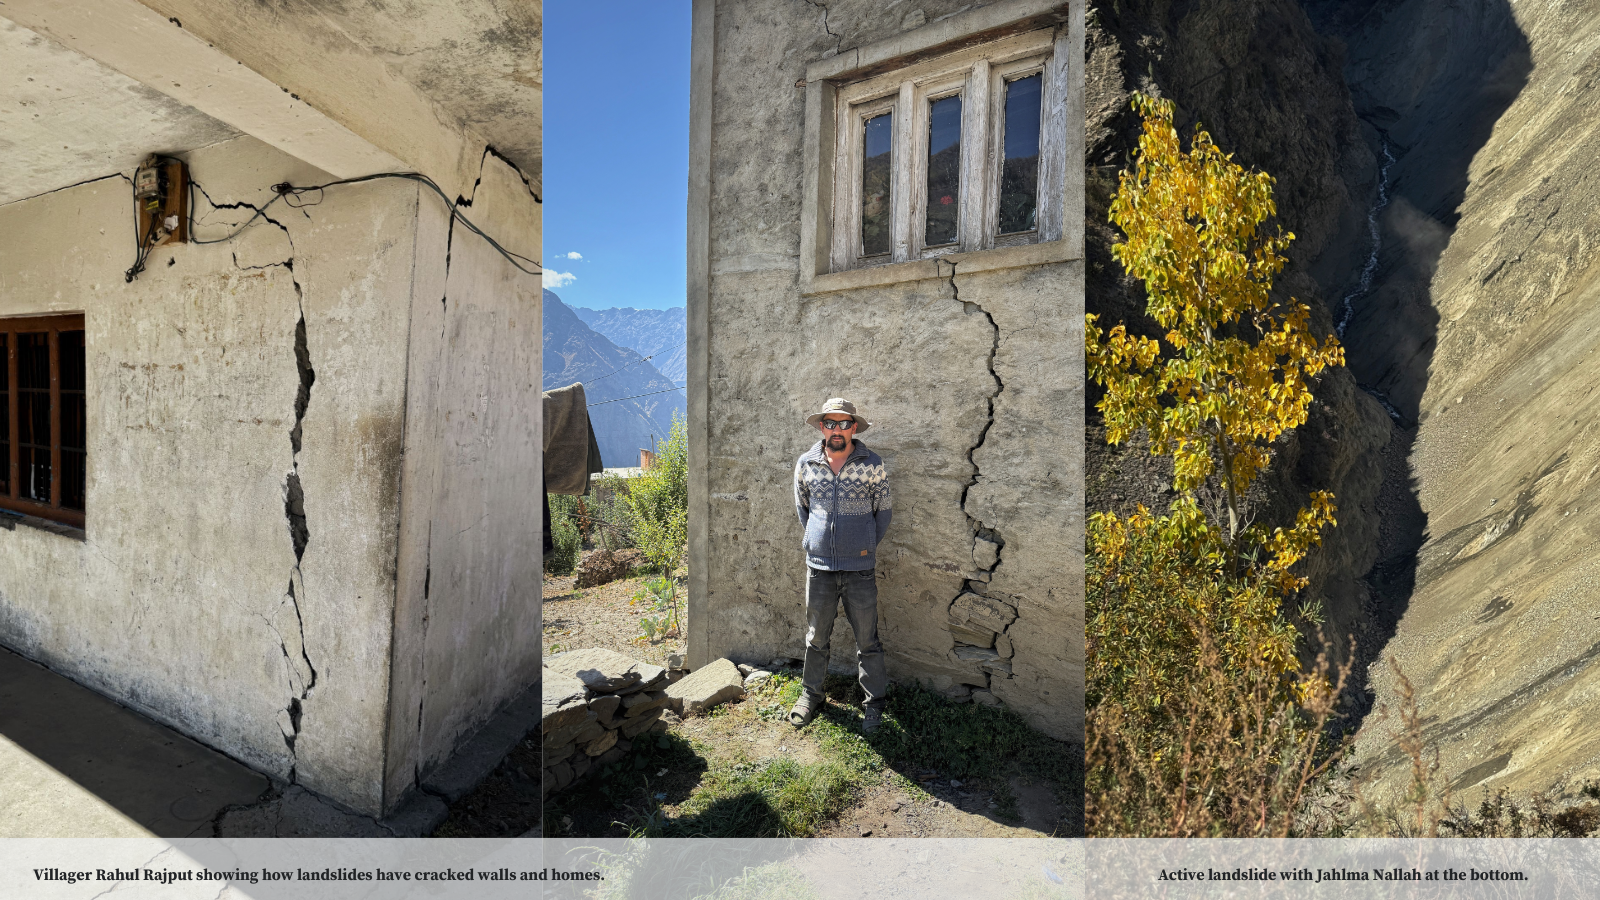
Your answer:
[1,314,86,529]
[827,29,1060,274]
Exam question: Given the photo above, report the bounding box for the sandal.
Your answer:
[862,705,883,735]
[789,693,820,728]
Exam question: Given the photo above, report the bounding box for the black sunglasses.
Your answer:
[820,418,856,431]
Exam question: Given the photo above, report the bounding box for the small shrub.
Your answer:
[587,474,637,550]
[625,415,688,576]
[1086,612,1349,837]
[546,494,581,575]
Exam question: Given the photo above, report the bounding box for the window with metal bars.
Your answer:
[1,315,86,529]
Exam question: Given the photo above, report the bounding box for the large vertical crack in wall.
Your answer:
[281,281,319,783]
[193,179,324,784]
[939,259,1017,699]
[800,0,844,54]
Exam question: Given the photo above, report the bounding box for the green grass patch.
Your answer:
[662,756,856,837]
[808,673,1080,813]
[547,670,1083,838]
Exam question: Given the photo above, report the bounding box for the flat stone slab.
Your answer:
[542,670,592,733]
[665,658,745,716]
[948,592,1017,633]
[545,649,665,694]
[953,645,1002,663]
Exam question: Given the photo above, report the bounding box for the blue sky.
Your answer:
[543,4,691,312]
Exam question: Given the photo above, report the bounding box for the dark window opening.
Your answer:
[861,111,894,257]
[1,315,86,528]
[925,95,963,247]
[997,73,1042,235]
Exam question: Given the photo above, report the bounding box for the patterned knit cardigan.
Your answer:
[793,439,893,572]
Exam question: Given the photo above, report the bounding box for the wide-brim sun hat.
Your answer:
[805,397,870,434]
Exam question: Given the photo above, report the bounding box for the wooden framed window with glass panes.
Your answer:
[1,315,86,529]
[828,28,1069,272]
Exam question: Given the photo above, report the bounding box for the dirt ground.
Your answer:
[428,570,670,837]
[543,571,686,668]
[542,571,1070,839]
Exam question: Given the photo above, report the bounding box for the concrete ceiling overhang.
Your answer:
[0,18,239,206]
[274,0,542,191]
[2,0,540,207]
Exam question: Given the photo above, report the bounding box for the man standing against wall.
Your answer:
[789,398,893,733]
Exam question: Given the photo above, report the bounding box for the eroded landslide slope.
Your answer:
[1085,0,1391,673]
[1312,0,1600,801]
[1091,0,1600,804]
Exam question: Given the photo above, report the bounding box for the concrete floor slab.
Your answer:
[0,646,269,837]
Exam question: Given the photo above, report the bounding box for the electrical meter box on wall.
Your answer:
[133,155,189,247]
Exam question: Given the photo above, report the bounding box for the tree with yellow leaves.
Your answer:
[1088,92,1343,554]
[1086,94,1349,836]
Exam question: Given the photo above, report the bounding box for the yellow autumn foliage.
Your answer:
[1087,92,1343,545]
[1086,94,1348,835]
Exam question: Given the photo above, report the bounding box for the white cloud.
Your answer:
[565,251,583,260]
[543,270,578,289]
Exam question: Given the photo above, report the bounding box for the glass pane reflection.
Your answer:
[861,112,893,257]
[998,73,1042,235]
[925,95,962,247]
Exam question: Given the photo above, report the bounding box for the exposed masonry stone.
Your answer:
[666,659,746,717]
[949,593,1017,634]
[953,646,1002,664]
[540,653,735,798]
[950,623,996,647]
[587,694,621,721]
[621,709,667,738]
[545,648,664,694]
[973,536,1001,571]
[582,729,618,757]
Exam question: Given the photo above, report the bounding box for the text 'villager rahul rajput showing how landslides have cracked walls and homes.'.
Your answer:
[1085,0,1600,837]
[540,0,1087,844]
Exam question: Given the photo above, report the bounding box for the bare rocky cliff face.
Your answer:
[1084,0,1392,676]
[1304,0,1600,802]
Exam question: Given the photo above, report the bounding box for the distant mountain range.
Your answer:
[572,306,688,387]
[543,289,686,469]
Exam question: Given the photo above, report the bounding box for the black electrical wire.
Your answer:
[181,168,540,275]
[187,189,288,247]
[586,387,684,408]
[124,205,161,283]
[584,338,688,385]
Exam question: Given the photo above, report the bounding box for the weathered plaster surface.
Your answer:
[0,136,411,813]
[384,152,543,808]
[691,0,1083,741]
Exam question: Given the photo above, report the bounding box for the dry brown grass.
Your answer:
[1086,616,1351,837]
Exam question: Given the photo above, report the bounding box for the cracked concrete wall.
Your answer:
[689,0,1084,741]
[0,134,541,818]
[382,153,543,811]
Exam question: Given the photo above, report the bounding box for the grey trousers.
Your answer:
[802,566,888,708]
